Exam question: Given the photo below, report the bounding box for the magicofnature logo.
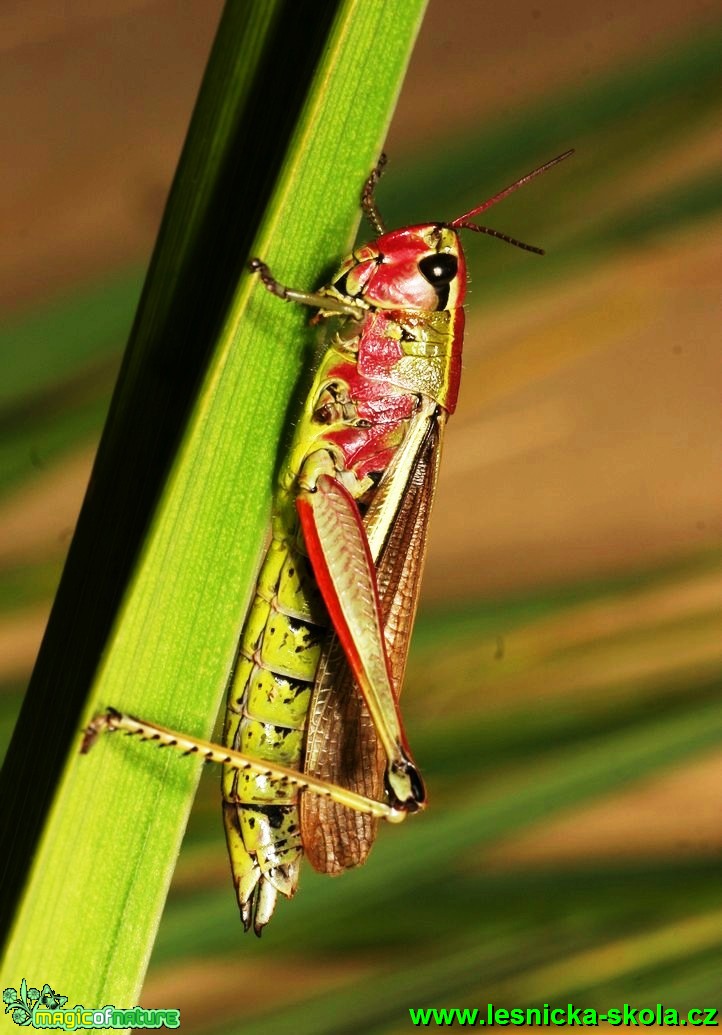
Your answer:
[3,979,180,1029]
[4,981,68,1026]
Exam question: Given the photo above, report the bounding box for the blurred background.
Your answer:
[3,1,722,1031]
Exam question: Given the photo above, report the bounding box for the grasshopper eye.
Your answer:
[418,252,458,286]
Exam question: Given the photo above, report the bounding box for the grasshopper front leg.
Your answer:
[249,259,365,319]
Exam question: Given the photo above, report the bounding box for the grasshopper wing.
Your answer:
[300,411,444,872]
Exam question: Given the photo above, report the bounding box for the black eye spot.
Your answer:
[418,252,457,286]
[334,271,350,296]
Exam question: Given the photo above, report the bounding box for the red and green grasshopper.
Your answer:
[83,150,572,934]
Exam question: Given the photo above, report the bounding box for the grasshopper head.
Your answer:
[328,224,466,313]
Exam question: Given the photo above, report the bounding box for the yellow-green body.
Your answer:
[221,517,324,918]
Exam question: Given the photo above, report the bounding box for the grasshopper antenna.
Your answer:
[449,149,574,255]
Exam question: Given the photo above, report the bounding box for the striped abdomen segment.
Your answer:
[222,520,328,904]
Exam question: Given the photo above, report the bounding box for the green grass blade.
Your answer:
[0,0,427,1004]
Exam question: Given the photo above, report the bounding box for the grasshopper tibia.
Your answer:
[81,708,407,824]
